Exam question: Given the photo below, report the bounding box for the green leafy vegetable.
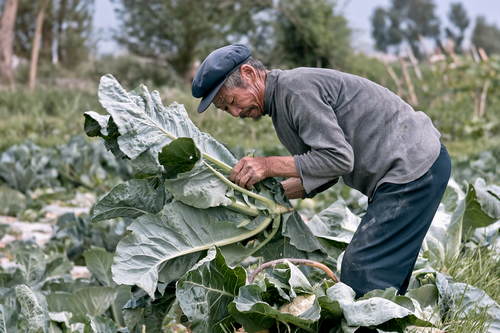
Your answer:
[176,247,246,333]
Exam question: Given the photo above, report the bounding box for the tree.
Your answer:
[472,16,500,55]
[54,0,94,67]
[113,0,268,81]
[445,2,470,54]
[274,0,351,69]
[247,0,351,70]
[370,0,441,58]
[0,0,18,86]
[29,0,49,90]
[13,0,93,68]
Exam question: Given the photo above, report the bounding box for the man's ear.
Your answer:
[240,64,256,82]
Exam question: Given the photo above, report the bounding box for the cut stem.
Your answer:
[244,215,282,258]
[202,153,232,173]
[228,199,260,217]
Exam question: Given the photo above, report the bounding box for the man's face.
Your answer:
[213,81,265,119]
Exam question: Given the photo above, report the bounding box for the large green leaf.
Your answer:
[46,287,117,322]
[176,247,246,333]
[254,228,327,263]
[0,185,26,216]
[0,304,18,333]
[90,178,166,222]
[435,273,500,332]
[15,284,48,333]
[263,261,314,300]
[158,137,201,178]
[112,202,265,298]
[93,74,236,165]
[423,178,500,267]
[89,315,118,333]
[323,283,432,331]
[463,178,500,234]
[229,284,321,332]
[163,161,232,209]
[83,111,110,137]
[306,201,360,246]
[422,203,463,267]
[122,288,176,333]
[282,212,324,252]
[10,242,47,284]
[157,252,205,286]
[83,247,114,286]
[86,75,245,209]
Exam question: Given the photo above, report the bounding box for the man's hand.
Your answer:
[229,156,300,189]
[281,177,306,199]
[229,157,270,189]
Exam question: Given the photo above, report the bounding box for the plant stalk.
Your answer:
[228,199,260,217]
[244,215,282,258]
[203,160,281,211]
[202,153,232,173]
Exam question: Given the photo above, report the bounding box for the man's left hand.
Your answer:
[229,157,270,189]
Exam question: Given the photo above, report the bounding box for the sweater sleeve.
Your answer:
[287,90,354,195]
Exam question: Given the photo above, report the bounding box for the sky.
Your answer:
[93,0,500,55]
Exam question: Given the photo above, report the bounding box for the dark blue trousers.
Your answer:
[340,145,451,297]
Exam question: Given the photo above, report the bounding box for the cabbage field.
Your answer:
[0,75,499,333]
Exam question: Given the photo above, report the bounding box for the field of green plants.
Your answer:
[0,69,498,333]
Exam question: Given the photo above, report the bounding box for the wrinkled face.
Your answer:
[213,85,264,120]
[212,65,266,120]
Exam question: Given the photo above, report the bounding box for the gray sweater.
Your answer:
[263,68,441,199]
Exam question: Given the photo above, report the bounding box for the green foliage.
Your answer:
[0,137,130,198]
[90,178,167,222]
[0,142,59,194]
[88,54,178,88]
[472,16,500,55]
[445,2,470,53]
[371,0,441,57]
[113,0,266,80]
[273,0,351,69]
[0,87,99,151]
[176,247,246,333]
[420,177,499,270]
[51,212,129,262]
[248,0,352,69]
[13,0,94,68]
[158,137,201,178]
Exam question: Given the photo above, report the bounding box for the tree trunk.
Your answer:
[29,0,49,90]
[56,0,67,64]
[399,58,418,106]
[0,0,19,87]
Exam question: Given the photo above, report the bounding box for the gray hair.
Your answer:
[223,57,267,89]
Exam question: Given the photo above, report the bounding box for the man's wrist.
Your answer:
[263,156,272,179]
[263,156,299,178]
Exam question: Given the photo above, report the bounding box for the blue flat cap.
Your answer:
[192,44,251,113]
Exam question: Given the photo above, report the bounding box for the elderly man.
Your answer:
[191,44,451,297]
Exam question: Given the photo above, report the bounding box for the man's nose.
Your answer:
[228,106,242,117]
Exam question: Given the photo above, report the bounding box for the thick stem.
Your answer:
[202,153,232,173]
[244,215,281,258]
[227,199,260,217]
[155,216,274,263]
